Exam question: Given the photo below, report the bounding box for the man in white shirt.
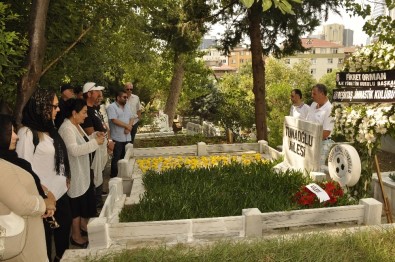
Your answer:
[306,84,334,140]
[289,89,310,120]
[124,82,142,143]
[306,84,334,167]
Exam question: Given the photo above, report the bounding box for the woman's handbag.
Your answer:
[0,211,27,260]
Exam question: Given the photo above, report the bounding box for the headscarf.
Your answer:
[22,89,71,179]
[0,114,46,198]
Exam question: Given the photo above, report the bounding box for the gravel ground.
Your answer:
[376,150,395,173]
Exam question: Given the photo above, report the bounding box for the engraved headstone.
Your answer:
[275,116,322,173]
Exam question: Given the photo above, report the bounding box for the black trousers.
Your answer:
[130,122,139,143]
[110,140,130,178]
[44,193,72,261]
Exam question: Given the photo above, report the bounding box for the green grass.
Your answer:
[119,161,312,222]
[86,228,395,261]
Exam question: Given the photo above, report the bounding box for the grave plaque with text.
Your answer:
[282,116,323,172]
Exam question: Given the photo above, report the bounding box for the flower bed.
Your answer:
[136,153,266,173]
[81,143,382,252]
[120,156,356,223]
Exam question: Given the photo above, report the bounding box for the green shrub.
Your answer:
[133,134,227,148]
[119,161,311,222]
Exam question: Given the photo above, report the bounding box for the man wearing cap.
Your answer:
[80,82,111,209]
[55,83,75,128]
[124,82,142,143]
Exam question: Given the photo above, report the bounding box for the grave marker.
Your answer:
[275,116,322,174]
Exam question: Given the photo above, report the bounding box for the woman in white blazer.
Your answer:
[58,98,104,248]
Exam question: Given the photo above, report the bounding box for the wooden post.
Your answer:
[374,155,393,223]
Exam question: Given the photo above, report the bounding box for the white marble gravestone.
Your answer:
[275,116,323,174]
[154,110,172,132]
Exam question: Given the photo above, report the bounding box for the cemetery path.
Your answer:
[377,150,395,172]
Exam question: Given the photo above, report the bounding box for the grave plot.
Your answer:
[59,140,385,262]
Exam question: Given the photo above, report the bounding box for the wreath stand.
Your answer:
[374,155,393,223]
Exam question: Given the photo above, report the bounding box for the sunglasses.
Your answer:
[49,104,59,109]
[45,216,60,229]
[125,88,133,91]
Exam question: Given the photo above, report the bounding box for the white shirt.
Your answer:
[58,119,99,198]
[306,101,334,133]
[126,94,142,119]
[289,103,310,120]
[16,127,67,200]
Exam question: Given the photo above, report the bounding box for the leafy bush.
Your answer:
[119,161,311,222]
[133,134,227,148]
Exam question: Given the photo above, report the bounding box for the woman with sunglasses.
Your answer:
[16,89,71,262]
[0,114,49,261]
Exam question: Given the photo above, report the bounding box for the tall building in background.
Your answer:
[372,0,386,19]
[323,23,344,45]
[343,29,354,46]
[370,0,386,43]
[389,7,395,20]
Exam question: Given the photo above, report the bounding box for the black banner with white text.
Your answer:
[334,70,395,102]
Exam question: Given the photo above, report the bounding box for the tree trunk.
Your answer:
[14,0,50,127]
[164,53,185,127]
[247,2,268,141]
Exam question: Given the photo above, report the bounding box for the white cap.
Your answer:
[83,82,105,93]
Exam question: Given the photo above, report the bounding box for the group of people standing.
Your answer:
[0,82,142,261]
[289,83,334,165]
[289,83,334,140]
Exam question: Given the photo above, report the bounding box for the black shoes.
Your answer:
[80,229,88,237]
[69,237,89,248]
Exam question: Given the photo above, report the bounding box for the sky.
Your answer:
[207,3,371,46]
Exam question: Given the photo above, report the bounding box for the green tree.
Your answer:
[216,65,255,137]
[137,0,213,126]
[217,0,343,140]
[266,57,315,145]
[0,2,27,105]
[212,57,314,144]
[3,0,139,123]
[318,69,338,99]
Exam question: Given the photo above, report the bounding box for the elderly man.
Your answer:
[307,84,334,140]
[306,84,334,167]
[124,82,142,143]
[289,88,310,120]
[80,82,110,208]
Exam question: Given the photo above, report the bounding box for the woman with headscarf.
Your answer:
[58,98,104,248]
[0,114,48,261]
[16,89,71,262]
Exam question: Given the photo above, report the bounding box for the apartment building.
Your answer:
[200,38,252,77]
[283,38,353,81]
[227,47,252,69]
[202,48,228,67]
